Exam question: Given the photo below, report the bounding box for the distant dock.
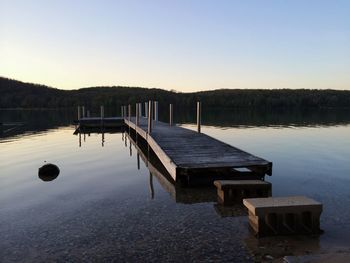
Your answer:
[77,117,124,128]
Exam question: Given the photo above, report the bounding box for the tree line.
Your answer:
[1,77,350,110]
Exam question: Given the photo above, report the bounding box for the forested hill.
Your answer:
[1,76,350,109]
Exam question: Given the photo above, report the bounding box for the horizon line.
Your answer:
[1,75,349,93]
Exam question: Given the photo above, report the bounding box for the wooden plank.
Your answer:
[125,117,272,181]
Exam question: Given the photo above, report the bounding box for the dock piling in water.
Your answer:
[197,101,201,133]
[154,101,158,121]
[169,104,173,126]
[145,102,148,118]
[100,105,104,120]
[138,103,142,118]
[148,100,153,134]
[136,103,140,126]
[77,106,81,121]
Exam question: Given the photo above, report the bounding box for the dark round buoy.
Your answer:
[38,163,60,182]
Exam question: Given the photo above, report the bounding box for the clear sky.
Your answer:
[1,0,349,91]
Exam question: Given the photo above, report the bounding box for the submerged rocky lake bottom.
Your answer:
[1,109,350,262]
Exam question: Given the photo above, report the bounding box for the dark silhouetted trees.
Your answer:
[1,77,350,110]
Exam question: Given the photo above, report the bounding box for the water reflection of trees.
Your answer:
[0,109,75,139]
[160,107,350,128]
[2,107,350,140]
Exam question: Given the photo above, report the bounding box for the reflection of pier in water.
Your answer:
[74,126,124,147]
[125,131,247,217]
[73,126,254,217]
[125,131,218,204]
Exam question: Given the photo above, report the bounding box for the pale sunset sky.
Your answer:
[0,0,349,91]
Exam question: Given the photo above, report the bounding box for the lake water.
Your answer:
[1,108,350,262]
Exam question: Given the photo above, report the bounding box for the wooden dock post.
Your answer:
[124,106,127,118]
[197,101,201,133]
[77,106,81,121]
[121,106,124,117]
[100,105,104,120]
[82,106,85,118]
[136,103,139,127]
[148,100,153,134]
[145,102,148,118]
[138,103,142,118]
[128,104,131,122]
[169,104,173,126]
[154,101,158,121]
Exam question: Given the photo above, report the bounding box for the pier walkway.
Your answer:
[124,117,272,182]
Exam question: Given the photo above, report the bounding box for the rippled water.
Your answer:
[1,109,350,262]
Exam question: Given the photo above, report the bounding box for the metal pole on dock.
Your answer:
[145,102,148,118]
[77,106,81,121]
[136,103,139,126]
[169,104,173,126]
[197,101,201,133]
[138,103,142,118]
[148,100,153,134]
[154,101,158,121]
[100,105,104,120]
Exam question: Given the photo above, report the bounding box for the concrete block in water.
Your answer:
[243,196,322,237]
[214,180,271,205]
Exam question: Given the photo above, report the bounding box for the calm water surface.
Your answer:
[1,109,350,262]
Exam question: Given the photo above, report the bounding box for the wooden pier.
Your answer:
[124,116,272,183]
[77,117,124,128]
[75,102,272,183]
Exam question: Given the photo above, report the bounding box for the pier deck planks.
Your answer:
[125,117,272,181]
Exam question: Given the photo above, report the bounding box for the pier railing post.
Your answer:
[77,106,81,121]
[169,104,173,126]
[154,101,158,121]
[145,102,148,118]
[121,106,124,117]
[82,106,85,118]
[136,103,139,127]
[100,105,104,121]
[128,104,131,122]
[138,103,142,118]
[148,100,153,134]
[197,101,201,133]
